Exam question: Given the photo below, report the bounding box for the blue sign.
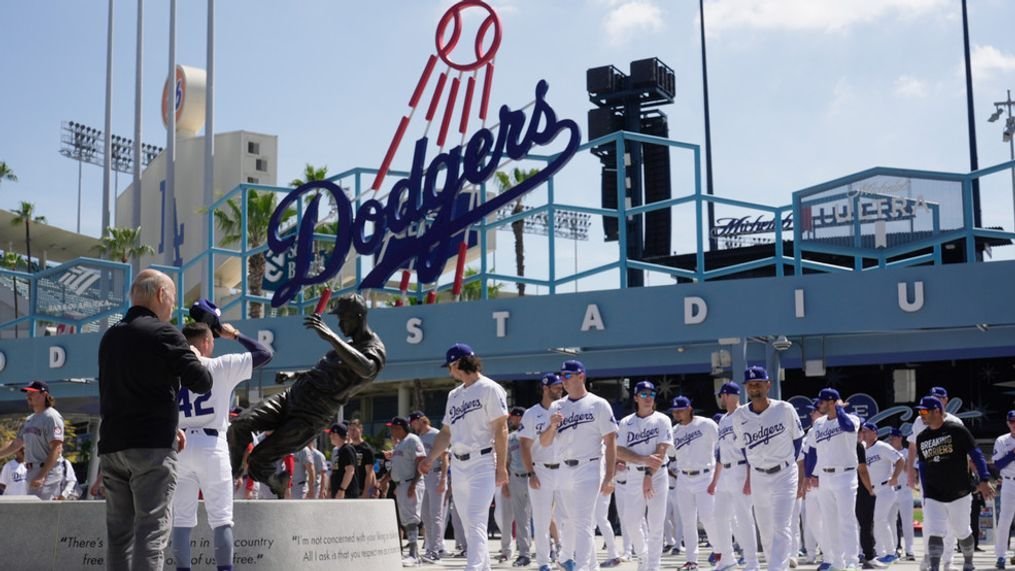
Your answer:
[265,80,581,307]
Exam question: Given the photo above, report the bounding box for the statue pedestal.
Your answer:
[0,498,402,570]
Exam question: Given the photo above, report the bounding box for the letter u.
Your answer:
[897,281,924,313]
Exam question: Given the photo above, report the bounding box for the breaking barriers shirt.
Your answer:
[915,419,977,503]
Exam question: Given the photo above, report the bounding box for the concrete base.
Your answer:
[0,499,402,570]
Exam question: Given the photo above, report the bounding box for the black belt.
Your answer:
[722,461,747,469]
[1005,476,1015,481]
[822,466,856,473]
[616,480,627,485]
[754,461,791,474]
[187,428,219,436]
[681,468,711,476]
[879,480,891,486]
[453,447,492,461]
[563,457,599,467]
[541,463,561,470]
[635,466,649,472]
[513,472,530,478]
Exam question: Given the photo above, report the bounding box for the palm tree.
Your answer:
[11,202,45,274]
[0,162,16,187]
[214,191,294,318]
[494,168,540,296]
[289,163,329,188]
[94,226,155,263]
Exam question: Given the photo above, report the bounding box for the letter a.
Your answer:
[897,281,924,313]
[581,304,605,331]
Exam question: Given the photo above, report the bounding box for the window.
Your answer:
[246,177,259,184]
[247,141,260,155]
[255,158,268,172]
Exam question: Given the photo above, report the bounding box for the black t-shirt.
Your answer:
[331,443,361,498]
[916,420,977,502]
[353,441,376,494]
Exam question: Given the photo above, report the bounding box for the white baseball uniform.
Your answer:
[866,439,903,557]
[174,352,252,528]
[519,402,562,568]
[888,453,915,556]
[714,411,759,570]
[672,415,719,565]
[617,410,672,570]
[590,458,619,569]
[800,428,825,565]
[443,375,508,571]
[731,399,805,571]
[0,457,27,496]
[549,392,618,571]
[993,432,1015,562]
[663,445,683,551]
[808,411,861,570]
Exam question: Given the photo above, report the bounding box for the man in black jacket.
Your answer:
[98,268,212,571]
[228,293,386,496]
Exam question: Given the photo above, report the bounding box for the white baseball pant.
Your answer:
[749,462,798,571]
[889,485,915,555]
[450,453,496,571]
[675,470,717,564]
[924,494,973,571]
[613,474,636,556]
[872,483,899,557]
[558,459,603,571]
[530,463,563,567]
[996,481,1015,561]
[803,487,824,563]
[713,464,759,570]
[791,496,802,558]
[173,431,233,529]
[815,470,859,569]
[664,474,683,548]
[618,470,668,570]
[592,483,619,566]
[421,470,448,554]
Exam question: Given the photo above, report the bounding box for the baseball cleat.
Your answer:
[560,559,577,571]
[512,555,531,567]
[600,558,622,568]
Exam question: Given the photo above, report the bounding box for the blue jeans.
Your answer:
[101,448,178,571]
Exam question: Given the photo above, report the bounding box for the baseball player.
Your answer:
[731,366,805,571]
[992,410,1015,569]
[409,411,449,561]
[615,380,672,571]
[906,388,963,569]
[0,448,27,496]
[860,422,904,564]
[886,428,916,561]
[420,343,509,571]
[0,380,65,500]
[498,406,533,566]
[802,387,860,571]
[540,360,618,571]
[388,416,428,566]
[664,444,684,555]
[291,445,316,499]
[308,440,327,498]
[669,395,718,570]
[707,382,759,571]
[519,372,566,571]
[173,318,273,571]
[914,395,994,571]
[799,400,826,566]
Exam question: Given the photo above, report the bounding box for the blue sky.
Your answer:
[2,0,1015,289]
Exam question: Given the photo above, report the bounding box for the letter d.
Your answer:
[684,296,708,325]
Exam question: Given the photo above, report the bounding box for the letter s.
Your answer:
[406,317,423,345]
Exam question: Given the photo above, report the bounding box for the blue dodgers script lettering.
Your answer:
[558,411,596,433]
[449,399,483,424]
[673,429,703,450]
[718,424,736,442]
[626,426,660,447]
[267,80,581,306]
[813,423,846,444]
[743,423,786,449]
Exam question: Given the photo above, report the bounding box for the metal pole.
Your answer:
[961,0,982,240]
[76,159,83,234]
[699,0,717,251]
[132,0,143,233]
[204,0,215,289]
[166,0,177,265]
[102,0,114,235]
[1008,90,1015,228]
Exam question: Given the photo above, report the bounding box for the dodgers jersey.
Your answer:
[443,375,508,454]
[731,399,804,468]
[548,392,618,460]
[178,353,253,431]
[518,403,560,465]
[671,416,719,470]
[618,411,673,460]
[809,412,861,470]
[716,412,747,465]
[865,440,902,484]
[993,433,1015,479]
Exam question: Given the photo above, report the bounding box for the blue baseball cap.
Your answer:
[540,373,562,387]
[713,413,725,423]
[817,387,840,401]
[633,380,656,394]
[441,343,475,367]
[861,422,878,432]
[189,298,223,337]
[717,382,741,396]
[889,427,904,437]
[1007,410,1015,422]
[408,410,425,422]
[915,396,943,412]
[930,386,948,399]
[670,396,692,411]
[510,406,526,417]
[744,366,769,382]
[560,360,585,374]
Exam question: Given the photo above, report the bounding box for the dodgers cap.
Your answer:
[744,366,769,382]
[189,298,223,337]
[670,395,692,411]
[930,386,948,399]
[633,380,656,394]
[817,387,840,401]
[717,382,741,396]
[540,373,562,387]
[915,396,943,411]
[441,343,474,367]
[560,360,585,374]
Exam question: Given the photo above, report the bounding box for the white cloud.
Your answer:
[827,77,855,117]
[705,0,950,35]
[603,1,664,45]
[893,75,929,98]
[972,44,1015,81]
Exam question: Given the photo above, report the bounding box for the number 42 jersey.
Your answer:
[178,353,253,432]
